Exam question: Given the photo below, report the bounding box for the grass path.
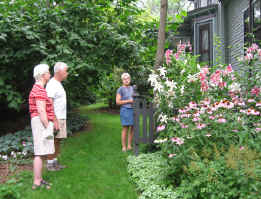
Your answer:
[17,103,137,199]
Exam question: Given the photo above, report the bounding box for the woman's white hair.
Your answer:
[121,72,131,80]
[33,64,49,80]
[54,62,68,73]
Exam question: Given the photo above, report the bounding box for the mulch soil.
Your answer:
[0,163,33,184]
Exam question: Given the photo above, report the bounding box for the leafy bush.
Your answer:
[127,152,178,199]
[175,145,261,199]
[0,0,148,110]
[67,112,88,136]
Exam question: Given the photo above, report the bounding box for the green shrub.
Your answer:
[127,152,178,199]
[174,145,261,199]
[0,112,87,162]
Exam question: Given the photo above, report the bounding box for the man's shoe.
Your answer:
[47,163,61,171]
[54,161,67,169]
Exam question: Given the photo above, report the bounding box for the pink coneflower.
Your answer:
[171,137,184,145]
[207,111,213,115]
[180,123,188,128]
[178,109,187,114]
[255,128,261,132]
[217,118,226,123]
[202,98,211,106]
[209,116,215,120]
[251,87,260,96]
[193,112,200,117]
[248,99,256,103]
[171,117,180,122]
[168,154,176,158]
[247,108,260,115]
[157,125,166,132]
[193,117,200,122]
[189,101,198,109]
[256,102,261,107]
[238,101,246,106]
[240,146,245,151]
[196,123,207,129]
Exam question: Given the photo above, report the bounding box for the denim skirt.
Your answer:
[120,107,134,126]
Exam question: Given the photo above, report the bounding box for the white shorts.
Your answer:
[31,117,55,156]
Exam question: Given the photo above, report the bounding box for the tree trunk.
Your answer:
[154,0,168,69]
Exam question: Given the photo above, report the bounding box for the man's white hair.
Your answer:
[121,72,131,80]
[54,62,68,73]
[33,64,49,80]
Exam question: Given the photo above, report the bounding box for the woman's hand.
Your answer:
[36,100,49,128]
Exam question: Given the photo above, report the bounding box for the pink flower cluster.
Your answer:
[157,125,166,132]
[164,42,192,65]
[245,43,261,61]
[171,137,184,145]
[170,95,261,136]
[199,65,233,92]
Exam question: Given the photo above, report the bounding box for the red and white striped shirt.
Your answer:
[29,84,55,121]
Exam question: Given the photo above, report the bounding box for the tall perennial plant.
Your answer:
[148,43,261,198]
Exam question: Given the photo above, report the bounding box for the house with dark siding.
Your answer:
[179,0,261,67]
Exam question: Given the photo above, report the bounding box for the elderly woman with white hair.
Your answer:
[29,64,58,190]
[116,73,134,152]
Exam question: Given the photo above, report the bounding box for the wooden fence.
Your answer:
[133,90,156,156]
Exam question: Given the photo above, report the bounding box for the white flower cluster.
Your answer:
[228,82,241,92]
[0,151,28,161]
[0,154,8,161]
[158,113,168,124]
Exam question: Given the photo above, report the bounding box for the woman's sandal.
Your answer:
[32,180,51,190]
[40,180,51,189]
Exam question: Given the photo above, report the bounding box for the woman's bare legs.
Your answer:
[121,126,129,151]
[127,126,134,150]
[33,156,43,185]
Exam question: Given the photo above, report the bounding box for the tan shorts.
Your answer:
[56,119,67,139]
[31,117,55,156]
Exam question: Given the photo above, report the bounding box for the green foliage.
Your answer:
[0,0,147,110]
[0,180,23,199]
[0,111,87,162]
[149,43,261,198]
[127,152,178,199]
[98,68,123,109]
[66,111,88,136]
[175,145,261,199]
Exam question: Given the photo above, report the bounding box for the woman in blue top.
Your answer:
[116,73,134,152]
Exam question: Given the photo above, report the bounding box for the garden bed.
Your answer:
[0,163,32,184]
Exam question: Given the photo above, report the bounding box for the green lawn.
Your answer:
[14,103,137,199]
